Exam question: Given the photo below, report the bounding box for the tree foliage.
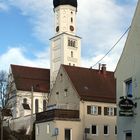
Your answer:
[0,70,8,108]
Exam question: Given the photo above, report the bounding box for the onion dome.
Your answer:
[53,0,77,8]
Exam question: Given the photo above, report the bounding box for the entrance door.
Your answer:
[65,129,71,140]
[126,132,132,140]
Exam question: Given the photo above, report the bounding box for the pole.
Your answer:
[30,86,34,139]
[1,112,3,140]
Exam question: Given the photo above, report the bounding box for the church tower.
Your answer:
[50,0,81,87]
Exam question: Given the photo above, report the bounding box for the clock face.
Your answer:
[56,26,59,32]
[70,25,74,31]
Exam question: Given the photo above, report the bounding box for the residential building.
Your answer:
[115,0,140,140]
[35,64,116,140]
[6,64,50,133]
[50,0,81,87]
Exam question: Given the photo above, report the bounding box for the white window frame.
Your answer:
[47,124,50,134]
[64,128,72,140]
[91,125,98,136]
[91,106,98,115]
[107,107,114,116]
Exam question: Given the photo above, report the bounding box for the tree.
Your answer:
[0,70,8,108]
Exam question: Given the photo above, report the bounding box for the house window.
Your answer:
[35,99,39,113]
[91,125,97,135]
[104,107,116,116]
[36,125,39,135]
[87,106,101,115]
[69,63,71,66]
[104,125,109,135]
[47,124,50,134]
[71,51,73,57]
[125,79,132,97]
[23,98,27,104]
[43,100,47,111]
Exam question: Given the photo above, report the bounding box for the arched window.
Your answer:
[35,99,39,113]
[23,98,27,104]
[73,41,75,47]
[70,40,73,46]
[71,51,73,58]
[43,100,47,111]
[68,40,71,46]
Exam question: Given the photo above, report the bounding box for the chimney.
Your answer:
[101,64,106,75]
[98,63,101,73]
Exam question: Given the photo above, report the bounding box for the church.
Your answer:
[5,0,117,140]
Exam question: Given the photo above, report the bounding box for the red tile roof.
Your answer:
[63,65,116,103]
[11,64,50,93]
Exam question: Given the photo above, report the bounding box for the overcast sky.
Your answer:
[0,0,138,72]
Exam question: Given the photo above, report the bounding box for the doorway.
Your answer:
[126,132,132,140]
[65,129,71,140]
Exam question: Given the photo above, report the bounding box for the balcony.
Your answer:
[36,109,80,122]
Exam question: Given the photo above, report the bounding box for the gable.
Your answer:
[115,1,140,77]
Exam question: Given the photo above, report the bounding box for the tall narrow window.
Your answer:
[35,99,39,113]
[104,125,109,135]
[91,125,97,135]
[115,126,117,135]
[71,17,73,23]
[71,51,73,57]
[125,79,132,97]
[68,40,71,46]
[43,100,47,111]
[47,124,50,134]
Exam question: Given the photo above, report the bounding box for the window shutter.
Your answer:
[87,106,91,114]
[104,107,108,115]
[114,107,117,116]
[98,106,101,115]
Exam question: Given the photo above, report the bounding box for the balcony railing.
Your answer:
[36,109,80,122]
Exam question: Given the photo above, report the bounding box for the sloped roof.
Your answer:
[11,64,50,93]
[63,65,116,103]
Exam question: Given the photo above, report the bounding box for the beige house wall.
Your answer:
[36,120,82,140]
[80,101,116,140]
[49,66,80,110]
[115,0,140,140]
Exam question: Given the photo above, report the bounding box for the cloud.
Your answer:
[0,46,50,71]
[1,0,138,71]
[8,0,53,44]
[0,2,9,11]
[77,0,137,70]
